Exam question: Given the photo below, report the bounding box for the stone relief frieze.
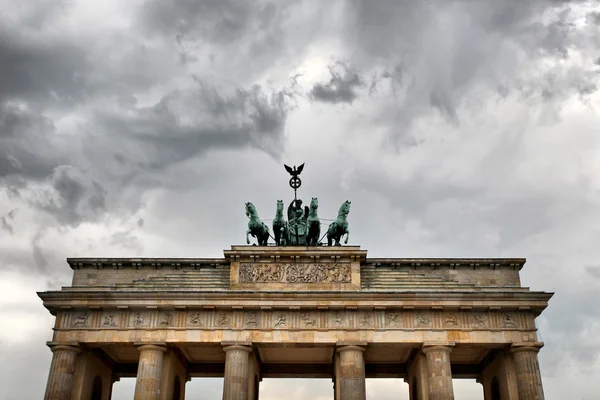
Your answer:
[387,312,400,327]
[72,312,90,327]
[68,309,532,332]
[239,263,351,283]
[359,313,372,327]
[330,310,345,327]
[471,313,487,328]
[218,312,231,327]
[273,314,287,327]
[131,312,148,328]
[102,313,118,327]
[301,312,316,327]
[444,314,459,327]
[245,311,259,327]
[189,311,202,326]
[501,313,518,328]
[159,312,172,327]
[415,312,431,327]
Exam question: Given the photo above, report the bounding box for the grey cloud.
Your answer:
[1,217,13,235]
[310,63,365,105]
[0,25,89,107]
[341,0,599,141]
[87,81,292,176]
[138,0,300,80]
[109,230,144,253]
[0,209,17,234]
[585,266,600,281]
[34,165,107,227]
[0,103,67,180]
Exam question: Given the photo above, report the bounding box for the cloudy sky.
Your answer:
[1,0,600,398]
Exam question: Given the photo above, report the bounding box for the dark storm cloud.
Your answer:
[34,166,107,227]
[0,25,89,106]
[87,80,292,176]
[0,103,66,180]
[310,62,365,105]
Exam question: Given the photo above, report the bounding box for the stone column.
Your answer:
[44,344,81,400]
[422,345,455,400]
[134,344,167,400]
[336,345,366,400]
[222,345,253,400]
[510,346,545,400]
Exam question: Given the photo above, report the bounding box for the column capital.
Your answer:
[510,343,543,355]
[223,344,253,353]
[336,345,366,354]
[136,343,167,353]
[422,343,454,354]
[46,342,81,354]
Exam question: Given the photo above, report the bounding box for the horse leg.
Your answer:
[344,229,350,244]
[246,229,251,244]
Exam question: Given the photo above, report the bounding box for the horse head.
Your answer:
[338,200,351,217]
[276,200,284,213]
[245,202,257,218]
[310,197,318,212]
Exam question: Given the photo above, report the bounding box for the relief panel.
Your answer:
[239,263,351,283]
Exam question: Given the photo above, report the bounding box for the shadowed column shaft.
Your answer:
[337,346,366,400]
[423,346,455,400]
[44,345,81,400]
[511,347,544,400]
[134,345,167,400]
[222,345,252,400]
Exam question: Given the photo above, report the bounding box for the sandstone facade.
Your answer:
[39,246,551,399]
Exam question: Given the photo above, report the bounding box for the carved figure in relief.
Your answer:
[306,197,321,246]
[472,314,486,328]
[360,313,372,326]
[274,314,286,327]
[239,263,351,284]
[245,312,258,326]
[301,313,316,327]
[160,313,172,326]
[333,311,344,326]
[190,312,201,325]
[444,314,459,326]
[416,312,431,327]
[273,200,288,246]
[133,312,145,327]
[102,314,117,327]
[388,312,399,326]
[327,200,351,246]
[245,202,270,246]
[73,312,89,326]
[218,313,230,326]
[502,314,518,328]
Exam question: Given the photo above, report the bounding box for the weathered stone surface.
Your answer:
[39,246,552,400]
[422,345,454,400]
[337,346,366,400]
[511,345,545,400]
[222,345,252,400]
[44,344,80,400]
[134,344,166,400]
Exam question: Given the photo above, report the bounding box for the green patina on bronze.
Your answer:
[245,164,350,246]
[245,202,269,246]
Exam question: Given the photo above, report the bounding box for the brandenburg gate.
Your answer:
[38,166,552,400]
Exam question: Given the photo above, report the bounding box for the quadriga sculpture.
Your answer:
[245,202,270,246]
[273,200,288,246]
[326,200,351,246]
[306,197,320,246]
